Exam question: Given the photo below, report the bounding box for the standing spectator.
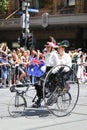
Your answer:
[77,53,86,83]
[0,53,10,88]
[8,53,15,85]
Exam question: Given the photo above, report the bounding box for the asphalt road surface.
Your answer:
[0,84,87,130]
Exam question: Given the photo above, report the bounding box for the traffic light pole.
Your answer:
[25,0,30,49]
[21,0,30,49]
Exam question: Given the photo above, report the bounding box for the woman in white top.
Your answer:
[32,41,59,108]
[56,40,72,91]
[57,40,72,68]
[45,42,60,71]
[43,40,72,106]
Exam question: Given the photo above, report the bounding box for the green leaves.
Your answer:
[0,0,8,13]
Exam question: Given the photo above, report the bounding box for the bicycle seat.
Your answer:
[16,84,24,88]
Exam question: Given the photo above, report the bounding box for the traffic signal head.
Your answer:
[18,33,25,47]
[27,34,33,44]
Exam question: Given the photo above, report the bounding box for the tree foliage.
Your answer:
[0,0,8,13]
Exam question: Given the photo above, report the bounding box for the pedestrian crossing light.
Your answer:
[27,33,33,44]
[18,33,25,47]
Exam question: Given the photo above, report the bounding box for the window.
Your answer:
[64,0,75,7]
[69,0,75,6]
[31,0,45,9]
[35,0,52,9]
[39,0,44,8]
[31,0,39,9]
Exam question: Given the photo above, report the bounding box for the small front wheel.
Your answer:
[8,94,26,117]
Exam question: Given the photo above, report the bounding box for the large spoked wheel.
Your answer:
[43,64,79,117]
[8,94,26,117]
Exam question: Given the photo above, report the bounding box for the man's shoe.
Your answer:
[32,99,41,108]
[32,103,41,108]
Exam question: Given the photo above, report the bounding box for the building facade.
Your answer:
[0,0,87,50]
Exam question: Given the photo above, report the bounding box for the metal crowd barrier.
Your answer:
[71,63,87,83]
[0,63,87,88]
[0,64,25,88]
[70,63,78,82]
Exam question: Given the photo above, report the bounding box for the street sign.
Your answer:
[42,13,49,28]
[18,8,39,14]
[28,8,39,13]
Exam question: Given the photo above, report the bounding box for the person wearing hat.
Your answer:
[56,40,72,91]
[44,41,60,71]
[57,40,72,68]
[32,41,60,108]
[44,40,72,106]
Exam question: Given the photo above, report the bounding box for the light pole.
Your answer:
[20,0,39,49]
[25,0,30,49]
[21,0,30,49]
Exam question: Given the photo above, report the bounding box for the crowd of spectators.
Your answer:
[69,48,87,83]
[0,41,87,88]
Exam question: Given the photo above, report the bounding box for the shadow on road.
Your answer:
[23,107,51,118]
